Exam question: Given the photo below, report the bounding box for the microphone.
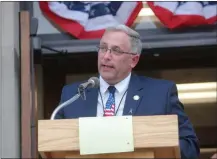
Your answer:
[78,77,99,91]
[50,77,99,120]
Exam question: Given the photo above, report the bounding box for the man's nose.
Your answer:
[103,49,112,59]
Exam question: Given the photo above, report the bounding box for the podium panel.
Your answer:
[38,115,180,158]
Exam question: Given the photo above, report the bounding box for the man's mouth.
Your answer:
[102,64,114,69]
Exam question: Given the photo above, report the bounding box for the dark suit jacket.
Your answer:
[55,74,200,159]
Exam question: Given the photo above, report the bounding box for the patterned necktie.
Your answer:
[104,86,116,117]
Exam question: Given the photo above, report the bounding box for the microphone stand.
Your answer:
[50,88,86,120]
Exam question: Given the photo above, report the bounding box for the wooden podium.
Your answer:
[38,115,180,158]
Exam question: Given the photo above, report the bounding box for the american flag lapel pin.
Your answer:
[130,95,140,114]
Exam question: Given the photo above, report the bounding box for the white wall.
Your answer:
[33,1,63,35]
[0,2,20,158]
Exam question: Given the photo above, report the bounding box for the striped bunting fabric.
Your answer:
[39,1,142,39]
[147,1,217,29]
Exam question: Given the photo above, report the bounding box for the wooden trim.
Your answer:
[20,11,32,158]
[34,65,39,158]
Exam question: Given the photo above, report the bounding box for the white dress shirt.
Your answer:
[97,73,131,116]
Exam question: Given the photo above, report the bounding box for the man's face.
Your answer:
[97,31,140,85]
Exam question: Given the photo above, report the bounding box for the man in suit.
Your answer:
[55,24,200,159]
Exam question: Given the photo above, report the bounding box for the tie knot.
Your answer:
[108,86,116,95]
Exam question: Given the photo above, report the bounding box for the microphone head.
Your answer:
[88,77,100,88]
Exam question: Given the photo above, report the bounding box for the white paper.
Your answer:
[79,116,134,155]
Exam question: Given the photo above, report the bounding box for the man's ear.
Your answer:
[131,54,140,68]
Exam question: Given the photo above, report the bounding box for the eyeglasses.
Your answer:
[96,46,137,56]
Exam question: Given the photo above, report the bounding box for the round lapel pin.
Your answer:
[133,95,140,100]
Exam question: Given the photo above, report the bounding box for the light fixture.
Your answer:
[138,8,155,17]
[176,82,217,104]
[177,82,216,92]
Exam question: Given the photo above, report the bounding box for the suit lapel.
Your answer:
[123,74,144,115]
[82,87,98,117]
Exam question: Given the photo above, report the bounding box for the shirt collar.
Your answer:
[99,73,131,94]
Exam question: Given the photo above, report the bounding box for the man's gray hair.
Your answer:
[105,24,143,55]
